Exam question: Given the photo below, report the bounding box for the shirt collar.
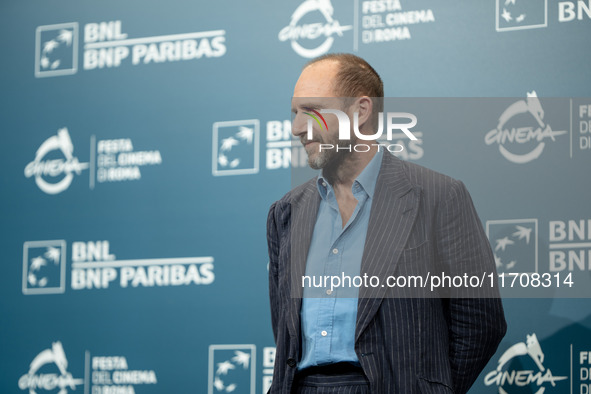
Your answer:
[316,149,383,200]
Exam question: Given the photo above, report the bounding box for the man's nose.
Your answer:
[291,113,308,138]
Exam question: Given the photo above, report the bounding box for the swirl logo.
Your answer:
[24,128,89,194]
[18,342,84,394]
[279,0,352,58]
[484,92,567,164]
[484,333,567,393]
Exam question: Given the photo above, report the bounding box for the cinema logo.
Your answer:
[279,0,352,58]
[304,109,418,153]
[18,341,83,394]
[24,128,163,194]
[484,333,567,393]
[485,92,567,164]
[24,128,89,194]
[35,21,226,77]
[19,341,159,394]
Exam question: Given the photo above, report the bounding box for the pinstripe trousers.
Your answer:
[291,369,370,394]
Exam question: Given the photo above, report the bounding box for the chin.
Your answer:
[306,153,324,170]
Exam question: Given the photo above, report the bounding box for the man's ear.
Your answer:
[355,96,373,133]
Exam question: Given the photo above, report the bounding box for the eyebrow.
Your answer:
[291,101,325,113]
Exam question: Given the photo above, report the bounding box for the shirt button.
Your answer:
[321,330,328,337]
[332,248,338,254]
[326,289,332,295]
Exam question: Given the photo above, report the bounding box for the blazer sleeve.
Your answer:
[267,201,280,344]
[435,180,507,394]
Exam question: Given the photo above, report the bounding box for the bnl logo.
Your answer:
[22,240,66,295]
[35,23,78,77]
[208,345,256,393]
[496,0,548,31]
[486,219,538,273]
[212,120,259,176]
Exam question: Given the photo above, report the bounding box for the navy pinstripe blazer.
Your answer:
[267,152,506,394]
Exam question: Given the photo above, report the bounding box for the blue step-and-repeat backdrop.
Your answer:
[1,1,591,393]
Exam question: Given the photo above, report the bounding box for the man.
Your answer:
[267,53,506,394]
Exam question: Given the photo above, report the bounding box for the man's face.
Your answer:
[291,61,351,170]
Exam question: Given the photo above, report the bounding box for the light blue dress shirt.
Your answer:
[299,150,383,370]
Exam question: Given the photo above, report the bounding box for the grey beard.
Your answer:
[308,139,354,185]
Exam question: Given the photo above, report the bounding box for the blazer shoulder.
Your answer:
[267,177,317,224]
[391,154,464,203]
[394,155,487,212]
[270,177,316,210]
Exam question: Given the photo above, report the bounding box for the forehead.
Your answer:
[293,61,339,98]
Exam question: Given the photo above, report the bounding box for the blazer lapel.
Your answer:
[287,180,321,340]
[356,153,421,341]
